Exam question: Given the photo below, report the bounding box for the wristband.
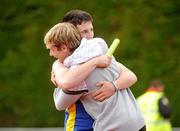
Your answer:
[110,81,118,92]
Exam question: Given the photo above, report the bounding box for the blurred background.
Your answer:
[0,0,179,128]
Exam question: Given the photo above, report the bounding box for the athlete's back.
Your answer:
[80,42,145,131]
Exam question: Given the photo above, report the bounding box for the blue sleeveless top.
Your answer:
[64,100,94,131]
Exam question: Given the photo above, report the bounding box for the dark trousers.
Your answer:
[139,125,146,131]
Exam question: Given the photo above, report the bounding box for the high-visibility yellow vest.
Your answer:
[137,91,172,131]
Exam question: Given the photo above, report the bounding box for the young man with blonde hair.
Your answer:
[45,22,112,130]
[44,22,145,131]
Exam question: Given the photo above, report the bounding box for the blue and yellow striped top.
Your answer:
[64,100,94,131]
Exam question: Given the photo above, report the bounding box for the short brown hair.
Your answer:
[62,9,93,26]
[44,22,81,52]
[149,79,164,88]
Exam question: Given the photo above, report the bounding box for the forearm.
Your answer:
[113,62,137,90]
[55,58,98,89]
[91,62,137,101]
[53,88,81,111]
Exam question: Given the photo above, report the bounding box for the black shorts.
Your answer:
[139,125,146,131]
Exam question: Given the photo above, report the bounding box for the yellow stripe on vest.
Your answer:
[66,103,76,131]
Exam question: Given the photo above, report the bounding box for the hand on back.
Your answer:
[95,55,112,68]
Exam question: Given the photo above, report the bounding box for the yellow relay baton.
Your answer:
[106,38,120,56]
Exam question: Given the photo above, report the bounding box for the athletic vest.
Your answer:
[137,91,172,131]
[64,100,94,131]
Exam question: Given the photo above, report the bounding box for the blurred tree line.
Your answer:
[0,0,179,127]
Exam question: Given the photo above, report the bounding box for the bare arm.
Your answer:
[52,55,112,90]
[92,62,137,101]
[113,62,137,89]
[52,55,111,110]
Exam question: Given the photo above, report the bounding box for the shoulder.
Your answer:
[52,60,68,73]
[90,37,108,52]
[80,37,106,48]
[52,60,66,68]
[90,37,107,45]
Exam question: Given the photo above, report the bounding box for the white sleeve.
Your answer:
[53,88,82,111]
[64,38,103,67]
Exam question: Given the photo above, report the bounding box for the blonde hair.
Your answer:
[44,22,81,52]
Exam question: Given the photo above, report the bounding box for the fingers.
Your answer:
[92,81,116,102]
[92,90,108,102]
[95,96,107,102]
[96,81,105,87]
[92,87,109,102]
[51,79,58,86]
[96,55,112,68]
[104,55,112,65]
[91,88,101,97]
[51,71,58,86]
[92,81,104,98]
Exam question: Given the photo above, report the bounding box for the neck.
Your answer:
[57,58,63,63]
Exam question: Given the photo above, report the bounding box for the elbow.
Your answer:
[133,74,138,84]
[56,79,74,90]
[55,103,66,111]
[54,100,67,111]
[129,72,138,85]
[53,90,68,111]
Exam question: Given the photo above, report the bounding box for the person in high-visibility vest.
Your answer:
[137,80,172,131]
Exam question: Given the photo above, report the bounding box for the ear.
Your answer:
[51,45,58,52]
[60,44,69,52]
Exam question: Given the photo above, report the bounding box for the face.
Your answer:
[48,44,71,62]
[76,21,94,39]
